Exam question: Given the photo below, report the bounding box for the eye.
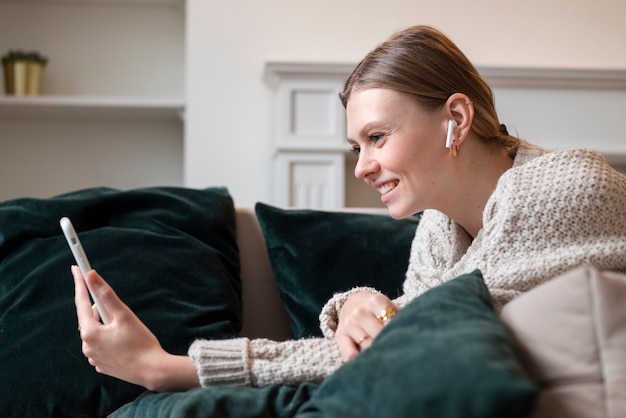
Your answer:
[348,146,360,156]
[369,133,385,143]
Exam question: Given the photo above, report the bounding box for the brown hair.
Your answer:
[340,25,519,157]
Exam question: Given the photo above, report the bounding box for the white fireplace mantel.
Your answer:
[266,62,626,208]
[266,62,626,90]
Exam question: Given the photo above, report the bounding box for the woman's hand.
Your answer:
[335,291,399,361]
[73,266,199,392]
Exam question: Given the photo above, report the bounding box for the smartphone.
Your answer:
[60,217,111,324]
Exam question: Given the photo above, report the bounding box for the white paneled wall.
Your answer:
[275,152,345,208]
[268,64,349,208]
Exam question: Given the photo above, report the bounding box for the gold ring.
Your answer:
[357,335,368,345]
[375,305,396,324]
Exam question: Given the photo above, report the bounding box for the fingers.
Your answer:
[73,267,122,328]
[91,304,102,322]
[336,332,360,361]
[83,269,118,321]
[336,292,400,361]
[73,266,94,329]
[336,314,378,361]
[356,334,372,350]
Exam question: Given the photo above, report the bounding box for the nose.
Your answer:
[354,150,379,180]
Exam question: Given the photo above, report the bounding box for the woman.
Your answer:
[74,25,626,392]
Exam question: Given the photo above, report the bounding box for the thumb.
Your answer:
[84,270,123,323]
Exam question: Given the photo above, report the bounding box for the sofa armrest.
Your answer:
[236,208,292,340]
[235,206,390,340]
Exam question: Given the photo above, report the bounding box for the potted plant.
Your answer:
[2,50,48,96]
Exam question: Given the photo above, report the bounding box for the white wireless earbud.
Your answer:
[445,119,457,148]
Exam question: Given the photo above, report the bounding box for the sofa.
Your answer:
[0,186,624,417]
[236,207,293,341]
[238,207,626,418]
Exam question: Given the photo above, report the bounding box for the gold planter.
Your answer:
[13,60,28,95]
[2,58,14,95]
[2,50,47,96]
[26,61,43,95]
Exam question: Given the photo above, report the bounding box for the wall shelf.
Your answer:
[0,95,185,121]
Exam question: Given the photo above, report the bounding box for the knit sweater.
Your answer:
[189,142,626,387]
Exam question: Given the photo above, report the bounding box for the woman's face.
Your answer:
[346,88,450,219]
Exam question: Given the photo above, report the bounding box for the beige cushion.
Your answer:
[235,208,292,340]
[500,265,626,418]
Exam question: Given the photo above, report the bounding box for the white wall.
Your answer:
[185,0,626,207]
[0,2,185,201]
[0,118,183,199]
[0,2,184,96]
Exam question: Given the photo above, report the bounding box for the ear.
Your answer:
[445,93,474,146]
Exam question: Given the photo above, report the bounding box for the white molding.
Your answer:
[264,62,353,89]
[266,61,626,91]
[269,65,349,208]
[274,79,345,150]
[479,67,626,90]
[274,152,345,209]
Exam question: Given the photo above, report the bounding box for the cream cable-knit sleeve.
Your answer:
[478,147,626,309]
[188,337,343,387]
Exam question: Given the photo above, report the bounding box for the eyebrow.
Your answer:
[346,121,383,144]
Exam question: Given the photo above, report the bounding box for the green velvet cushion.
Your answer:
[110,383,318,418]
[299,270,538,418]
[110,271,537,418]
[0,186,242,418]
[255,203,420,338]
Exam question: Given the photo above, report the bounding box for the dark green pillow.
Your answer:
[255,202,420,338]
[111,271,537,418]
[299,270,538,418]
[0,186,242,418]
[109,383,318,418]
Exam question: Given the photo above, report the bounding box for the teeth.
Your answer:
[377,182,396,195]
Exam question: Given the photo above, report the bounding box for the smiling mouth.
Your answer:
[377,181,398,195]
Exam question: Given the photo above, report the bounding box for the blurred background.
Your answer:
[1,0,625,207]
